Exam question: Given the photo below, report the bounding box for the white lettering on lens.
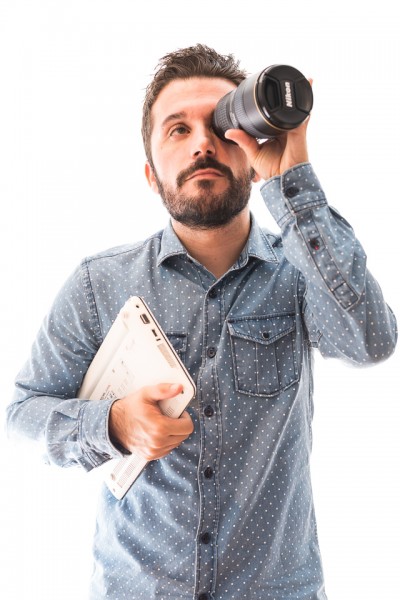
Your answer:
[284,82,293,108]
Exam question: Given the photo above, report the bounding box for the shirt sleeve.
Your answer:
[6,261,125,471]
[260,162,397,365]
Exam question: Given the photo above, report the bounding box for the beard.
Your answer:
[152,156,255,230]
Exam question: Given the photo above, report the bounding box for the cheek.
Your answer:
[152,141,172,171]
[153,150,184,185]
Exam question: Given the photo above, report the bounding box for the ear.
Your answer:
[145,162,160,194]
[252,171,261,183]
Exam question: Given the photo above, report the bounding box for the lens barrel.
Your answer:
[212,64,313,141]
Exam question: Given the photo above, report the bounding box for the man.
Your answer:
[7,44,397,599]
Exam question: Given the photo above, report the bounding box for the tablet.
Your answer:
[78,296,196,499]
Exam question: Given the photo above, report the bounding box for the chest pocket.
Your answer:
[227,314,298,397]
[165,332,187,365]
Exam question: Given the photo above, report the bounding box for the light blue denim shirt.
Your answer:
[8,163,397,600]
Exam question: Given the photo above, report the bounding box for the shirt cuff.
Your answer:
[79,398,128,467]
[260,162,327,228]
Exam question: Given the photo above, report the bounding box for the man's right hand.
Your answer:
[108,383,194,460]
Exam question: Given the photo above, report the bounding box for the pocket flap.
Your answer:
[165,332,187,354]
[227,314,295,345]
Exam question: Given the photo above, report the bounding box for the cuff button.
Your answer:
[310,238,321,250]
[285,186,299,198]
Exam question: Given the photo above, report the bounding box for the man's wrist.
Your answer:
[260,163,326,227]
[108,399,128,453]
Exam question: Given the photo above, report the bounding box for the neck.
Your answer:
[171,208,251,279]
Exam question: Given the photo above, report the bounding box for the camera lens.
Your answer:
[212,64,313,141]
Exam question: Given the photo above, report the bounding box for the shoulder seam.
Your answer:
[83,231,163,265]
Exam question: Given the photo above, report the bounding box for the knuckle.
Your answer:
[148,428,168,448]
[142,450,156,461]
[149,438,163,451]
[140,444,161,461]
[154,422,169,439]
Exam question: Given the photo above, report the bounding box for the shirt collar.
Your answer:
[157,216,279,268]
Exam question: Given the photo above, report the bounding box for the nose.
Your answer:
[191,125,216,158]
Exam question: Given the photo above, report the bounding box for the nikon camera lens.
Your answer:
[212,64,313,141]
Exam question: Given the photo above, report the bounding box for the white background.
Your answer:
[1,1,399,598]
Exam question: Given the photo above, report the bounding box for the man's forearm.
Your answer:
[261,162,397,364]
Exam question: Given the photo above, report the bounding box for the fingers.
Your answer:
[224,128,270,180]
[224,99,311,179]
[135,412,194,461]
[140,383,194,435]
[224,128,260,160]
[139,441,187,461]
[109,383,194,460]
[162,409,194,435]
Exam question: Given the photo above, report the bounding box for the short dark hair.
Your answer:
[141,44,247,167]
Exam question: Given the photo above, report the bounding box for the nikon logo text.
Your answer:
[284,82,293,108]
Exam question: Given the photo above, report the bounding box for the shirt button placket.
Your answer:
[195,287,221,597]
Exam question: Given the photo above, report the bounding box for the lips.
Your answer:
[186,169,224,181]
[176,158,233,188]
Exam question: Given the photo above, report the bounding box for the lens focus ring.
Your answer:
[232,83,269,138]
[213,102,233,135]
[211,89,237,140]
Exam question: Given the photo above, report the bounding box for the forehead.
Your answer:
[151,77,237,128]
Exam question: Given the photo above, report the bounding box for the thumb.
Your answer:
[224,128,260,159]
[142,383,183,404]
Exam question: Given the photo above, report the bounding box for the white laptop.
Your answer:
[78,296,196,499]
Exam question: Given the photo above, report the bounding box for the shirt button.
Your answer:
[198,594,209,600]
[204,467,214,479]
[208,288,217,298]
[200,532,211,544]
[310,237,321,250]
[204,405,214,417]
[207,347,216,358]
[285,186,299,198]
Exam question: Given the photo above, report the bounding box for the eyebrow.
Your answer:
[160,111,187,130]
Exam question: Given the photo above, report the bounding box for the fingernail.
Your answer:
[170,383,181,394]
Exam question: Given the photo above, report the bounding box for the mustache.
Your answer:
[176,157,233,188]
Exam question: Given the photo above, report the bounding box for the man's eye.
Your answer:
[170,125,189,136]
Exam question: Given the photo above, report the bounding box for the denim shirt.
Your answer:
[8,163,397,600]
